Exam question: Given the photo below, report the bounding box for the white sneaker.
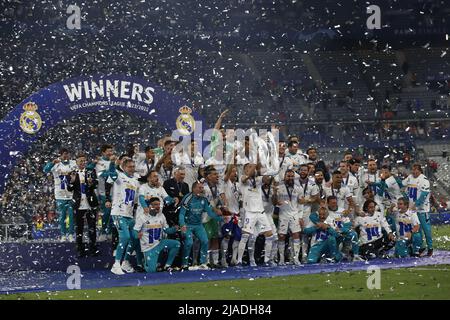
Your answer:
[121,260,135,273]
[197,264,210,270]
[293,258,301,266]
[221,259,228,268]
[353,255,365,262]
[249,260,257,267]
[230,257,238,265]
[60,235,67,242]
[278,260,286,266]
[111,262,125,275]
[188,265,199,271]
[67,234,74,242]
[301,255,308,264]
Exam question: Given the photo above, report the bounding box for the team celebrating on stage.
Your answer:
[43,111,434,275]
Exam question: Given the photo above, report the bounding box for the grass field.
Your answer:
[1,225,450,300]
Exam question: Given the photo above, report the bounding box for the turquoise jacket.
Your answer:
[179,193,223,226]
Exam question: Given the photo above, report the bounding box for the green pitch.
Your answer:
[2,225,450,300]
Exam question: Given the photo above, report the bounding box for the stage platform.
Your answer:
[1,249,449,294]
[0,241,115,272]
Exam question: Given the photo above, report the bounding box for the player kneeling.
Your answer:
[303,207,342,264]
[134,197,180,272]
[392,197,422,258]
[354,200,395,260]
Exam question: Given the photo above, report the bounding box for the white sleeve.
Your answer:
[133,214,145,232]
[411,211,421,226]
[381,217,392,233]
[402,176,409,188]
[161,187,169,200]
[162,215,169,230]
[310,184,319,196]
[344,187,352,199]
[419,177,430,193]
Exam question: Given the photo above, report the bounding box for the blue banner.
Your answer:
[0,74,200,194]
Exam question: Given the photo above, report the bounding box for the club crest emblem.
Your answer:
[176,106,195,136]
[19,102,42,134]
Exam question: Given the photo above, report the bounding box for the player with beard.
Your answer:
[295,164,320,263]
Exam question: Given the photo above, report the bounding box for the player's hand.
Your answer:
[180,225,187,233]
[404,232,412,240]
[317,222,328,230]
[299,218,305,228]
[138,232,143,239]
[105,201,112,208]
[144,207,150,214]
[299,197,307,205]
[219,109,229,118]
[110,155,117,162]
[53,158,61,164]
[388,233,395,241]
[174,198,180,206]
[342,209,350,216]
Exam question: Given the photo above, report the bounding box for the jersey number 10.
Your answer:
[124,189,136,205]
[365,227,380,241]
[147,228,162,244]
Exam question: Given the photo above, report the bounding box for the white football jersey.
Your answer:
[135,159,156,180]
[278,155,293,182]
[224,180,240,214]
[111,171,140,218]
[136,183,169,216]
[285,152,308,171]
[158,165,174,182]
[202,181,225,222]
[362,170,383,204]
[261,184,275,215]
[134,212,169,252]
[95,157,111,197]
[295,178,319,215]
[402,174,431,212]
[324,185,353,210]
[240,176,265,212]
[342,174,359,198]
[381,176,403,206]
[277,184,303,217]
[354,212,392,244]
[49,160,77,200]
[326,208,351,232]
[394,209,420,240]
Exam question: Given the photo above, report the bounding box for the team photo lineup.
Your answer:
[1,0,450,302]
[42,108,434,274]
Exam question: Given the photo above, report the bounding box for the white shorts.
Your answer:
[278,213,302,235]
[254,213,277,235]
[241,210,272,235]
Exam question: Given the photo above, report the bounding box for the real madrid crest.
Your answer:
[176,106,195,136]
[19,102,42,134]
